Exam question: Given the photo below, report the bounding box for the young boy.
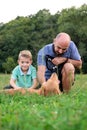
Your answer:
[4,50,38,90]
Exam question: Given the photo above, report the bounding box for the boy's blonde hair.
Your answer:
[18,50,32,60]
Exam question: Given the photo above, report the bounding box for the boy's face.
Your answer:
[18,56,32,72]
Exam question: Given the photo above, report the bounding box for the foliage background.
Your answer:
[0,4,87,73]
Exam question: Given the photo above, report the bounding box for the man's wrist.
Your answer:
[66,58,68,62]
[64,58,68,63]
[67,58,71,63]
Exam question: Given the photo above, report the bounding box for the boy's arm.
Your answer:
[10,78,21,89]
[30,78,39,89]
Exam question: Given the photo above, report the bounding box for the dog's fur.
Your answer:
[38,72,61,96]
[0,73,62,96]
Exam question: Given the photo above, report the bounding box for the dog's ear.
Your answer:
[50,73,58,80]
[50,73,58,81]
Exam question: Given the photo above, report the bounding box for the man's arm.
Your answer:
[67,59,82,69]
[52,57,82,69]
[37,65,46,85]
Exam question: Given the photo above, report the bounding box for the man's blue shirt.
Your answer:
[37,41,81,79]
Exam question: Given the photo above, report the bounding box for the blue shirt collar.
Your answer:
[19,65,31,75]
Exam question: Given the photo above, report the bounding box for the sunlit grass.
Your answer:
[0,74,87,130]
[0,74,11,89]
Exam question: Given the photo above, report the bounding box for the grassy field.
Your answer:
[0,74,87,130]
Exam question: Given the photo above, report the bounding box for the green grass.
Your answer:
[0,74,87,130]
[0,74,11,89]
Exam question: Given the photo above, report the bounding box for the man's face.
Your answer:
[53,39,69,55]
[54,44,68,55]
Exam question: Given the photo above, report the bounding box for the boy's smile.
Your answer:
[18,57,32,73]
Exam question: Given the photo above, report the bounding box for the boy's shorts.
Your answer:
[3,85,13,89]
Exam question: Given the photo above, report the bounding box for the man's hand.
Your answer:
[52,57,67,65]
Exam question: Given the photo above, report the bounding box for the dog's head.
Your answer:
[40,73,61,96]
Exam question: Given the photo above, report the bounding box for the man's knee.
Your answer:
[62,63,75,75]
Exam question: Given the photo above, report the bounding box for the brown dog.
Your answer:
[0,73,62,96]
[38,72,61,96]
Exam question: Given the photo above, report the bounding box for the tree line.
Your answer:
[0,4,87,73]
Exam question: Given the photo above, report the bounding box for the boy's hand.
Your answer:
[14,86,21,90]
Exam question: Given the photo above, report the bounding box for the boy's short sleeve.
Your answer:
[31,66,37,79]
[11,67,18,80]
